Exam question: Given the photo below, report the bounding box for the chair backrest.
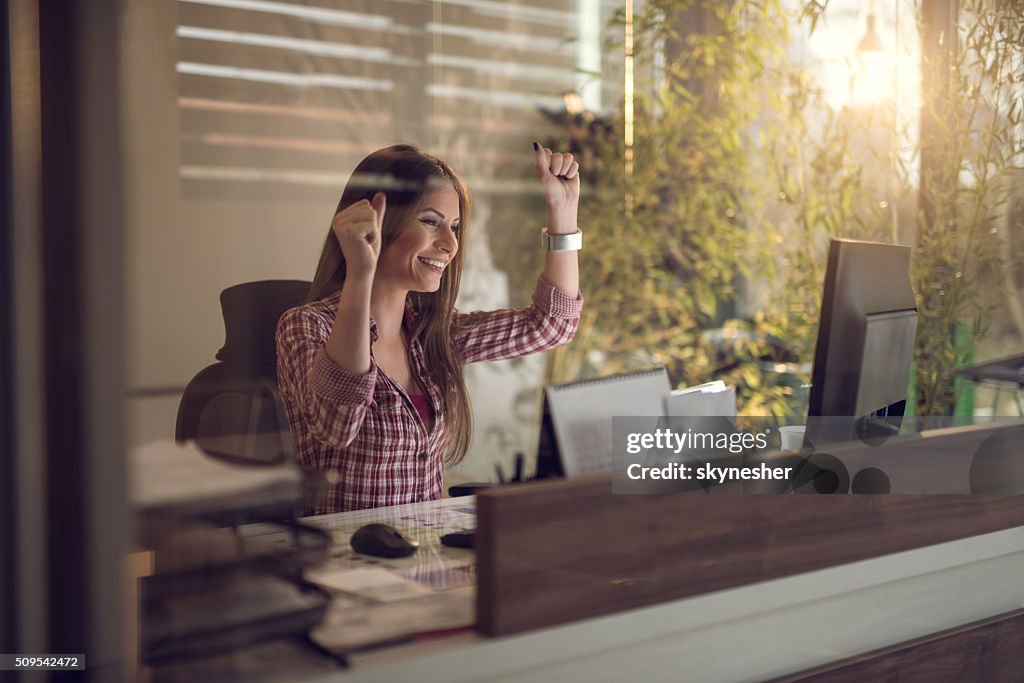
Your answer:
[216,279,311,363]
[175,280,311,465]
[175,361,294,465]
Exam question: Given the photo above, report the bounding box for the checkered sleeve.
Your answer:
[452,275,583,364]
[275,306,377,449]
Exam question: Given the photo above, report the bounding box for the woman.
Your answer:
[276,143,582,513]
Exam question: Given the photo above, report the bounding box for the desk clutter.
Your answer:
[266,497,478,654]
[133,439,478,672]
[132,439,336,668]
[537,367,737,479]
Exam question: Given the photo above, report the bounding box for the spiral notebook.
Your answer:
[540,367,671,478]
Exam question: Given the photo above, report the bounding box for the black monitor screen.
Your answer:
[806,239,918,441]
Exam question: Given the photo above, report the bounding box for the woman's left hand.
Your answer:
[533,143,580,223]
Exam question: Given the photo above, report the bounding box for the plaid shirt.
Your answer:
[276,276,582,513]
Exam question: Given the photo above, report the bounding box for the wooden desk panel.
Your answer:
[476,476,1024,637]
[772,608,1024,682]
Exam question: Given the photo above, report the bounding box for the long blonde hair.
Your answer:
[308,145,473,465]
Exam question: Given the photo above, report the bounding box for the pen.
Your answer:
[513,452,524,482]
[495,464,506,483]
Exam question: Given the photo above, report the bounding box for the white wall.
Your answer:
[121,0,594,483]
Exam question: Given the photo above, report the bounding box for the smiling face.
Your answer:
[376,184,461,293]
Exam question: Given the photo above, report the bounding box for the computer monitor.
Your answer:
[805,238,918,445]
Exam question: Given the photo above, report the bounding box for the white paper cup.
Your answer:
[779,425,806,452]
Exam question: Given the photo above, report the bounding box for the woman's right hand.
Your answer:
[332,192,386,278]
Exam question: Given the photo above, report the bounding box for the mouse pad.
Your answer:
[304,567,433,602]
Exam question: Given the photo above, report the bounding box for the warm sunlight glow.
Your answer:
[807,1,920,117]
[850,50,891,107]
[818,37,920,114]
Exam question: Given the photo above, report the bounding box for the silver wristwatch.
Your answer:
[541,228,583,252]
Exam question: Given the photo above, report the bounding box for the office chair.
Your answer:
[175,279,311,466]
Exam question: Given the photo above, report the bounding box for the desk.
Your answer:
[162,419,1024,682]
[242,485,1024,681]
[150,492,1024,682]
[148,522,1024,682]
[958,353,1024,415]
[287,522,1024,682]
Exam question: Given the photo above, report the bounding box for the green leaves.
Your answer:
[798,1,829,36]
[910,0,1022,416]
[543,0,1019,419]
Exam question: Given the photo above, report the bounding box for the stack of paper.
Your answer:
[663,380,737,418]
[132,439,304,524]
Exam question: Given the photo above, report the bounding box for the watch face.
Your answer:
[544,230,582,251]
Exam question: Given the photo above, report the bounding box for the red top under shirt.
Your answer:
[275,276,583,513]
[408,394,432,432]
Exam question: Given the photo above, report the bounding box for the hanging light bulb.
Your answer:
[858,13,883,52]
[858,3,883,53]
[848,0,889,106]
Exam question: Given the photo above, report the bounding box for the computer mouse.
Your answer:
[440,531,475,549]
[349,523,419,558]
